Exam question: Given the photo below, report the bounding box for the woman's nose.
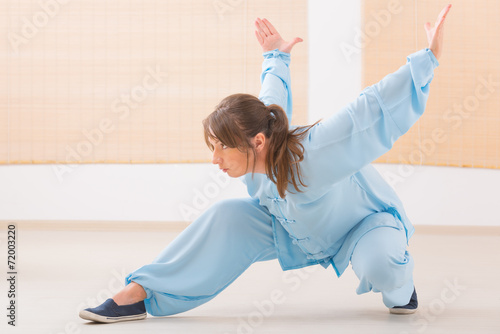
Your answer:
[212,152,221,164]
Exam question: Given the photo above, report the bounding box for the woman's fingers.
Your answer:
[434,5,451,39]
[281,37,303,53]
[255,18,267,37]
[424,21,431,32]
[290,37,303,46]
[437,4,452,24]
[255,18,270,37]
[254,19,264,35]
[424,21,432,42]
[262,18,278,35]
[254,19,267,40]
[254,30,264,45]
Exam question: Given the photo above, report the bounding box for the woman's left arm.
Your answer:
[305,5,451,184]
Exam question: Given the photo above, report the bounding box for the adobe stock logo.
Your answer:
[178,170,231,222]
[383,74,500,188]
[52,65,167,183]
[400,278,466,334]
[8,0,71,54]
[213,0,244,21]
[226,266,319,334]
[339,0,403,63]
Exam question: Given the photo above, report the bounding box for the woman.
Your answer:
[80,4,452,323]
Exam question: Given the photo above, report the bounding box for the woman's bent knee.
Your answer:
[351,227,413,291]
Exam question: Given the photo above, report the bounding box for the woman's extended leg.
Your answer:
[124,197,277,316]
[350,221,415,310]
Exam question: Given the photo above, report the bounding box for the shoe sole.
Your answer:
[389,307,418,315]
[79,310,147,323]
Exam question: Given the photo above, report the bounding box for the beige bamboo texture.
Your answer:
[1,0,308,164]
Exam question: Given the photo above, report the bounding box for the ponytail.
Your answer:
[265,104,318,198]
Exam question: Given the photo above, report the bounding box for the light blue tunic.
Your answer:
[243,48,439,276]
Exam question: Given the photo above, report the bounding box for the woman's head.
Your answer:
[203,94,274,176]
[203,93,316,198]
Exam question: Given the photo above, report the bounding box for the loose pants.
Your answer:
[125,198,414,316]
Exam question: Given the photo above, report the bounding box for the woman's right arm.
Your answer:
[254,18,302,125]
[259,50,292,122]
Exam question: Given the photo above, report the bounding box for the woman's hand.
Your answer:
[254,18,303,53]
[425,4,452,60]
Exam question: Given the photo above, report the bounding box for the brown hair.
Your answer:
[202,93,318,198]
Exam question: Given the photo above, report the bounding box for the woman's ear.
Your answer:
[252,133,267,153]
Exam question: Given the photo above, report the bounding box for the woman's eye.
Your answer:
[221,144,228,150]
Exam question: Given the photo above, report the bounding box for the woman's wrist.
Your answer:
[429,47,438,61]
[263,49,290,57]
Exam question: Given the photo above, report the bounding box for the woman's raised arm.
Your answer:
[303,5,451,187]
[255,18,302,125]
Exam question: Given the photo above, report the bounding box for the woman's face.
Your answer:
[209,137,254,178]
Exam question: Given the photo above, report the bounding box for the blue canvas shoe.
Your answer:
[390,288,418,314]
[79,298,147,323]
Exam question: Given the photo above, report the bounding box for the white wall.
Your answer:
[1,0,499,226]
[0,163,246,223]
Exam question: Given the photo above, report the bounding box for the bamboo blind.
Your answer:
[363,0,500,169]
[1,0,308,164]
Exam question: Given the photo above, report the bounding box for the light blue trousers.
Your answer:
[125,198,414,316]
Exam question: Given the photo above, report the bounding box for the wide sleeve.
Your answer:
[303,48,439,186]
[258,49,293,125]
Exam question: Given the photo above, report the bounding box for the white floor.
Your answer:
[1,224,499,334]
